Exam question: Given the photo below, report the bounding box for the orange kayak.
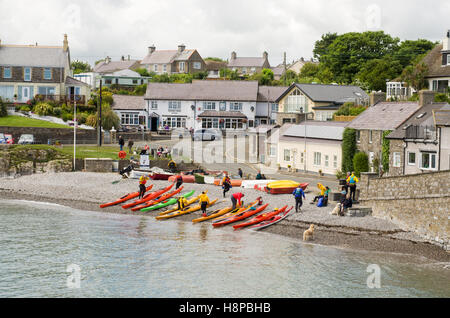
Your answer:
[121,184,174,209]
[100,184,154,208]
[131,186,184,212]
[233,206,290,230]
[212,204,269,228]
[212,197,262,223]
[168,175,195,183]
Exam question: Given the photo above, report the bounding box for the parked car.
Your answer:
[4,134,14,144]
[18,134,35,145]
[192,129,222,141]
[0,133,6,144]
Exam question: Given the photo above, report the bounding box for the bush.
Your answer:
[33,102,54,116]
[77,112,88,125]
[0,97,7,117]
[353,152,369,178]
[20,105,31,112]
[53,107,62,117]
[101,109,120,131]
[61,103,72,113]
[86,114,98,128]
[334,102,367,118]
[341,128,357,173]
[382,131,392,172]
[61,112,73,122]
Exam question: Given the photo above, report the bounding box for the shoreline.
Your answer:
[0,172,449,264]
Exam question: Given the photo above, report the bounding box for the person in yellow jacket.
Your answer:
[346,172,359,201]
[199,192,210,217]
[177,196,188,211]
[138,175,150,199]
[311,183,327,204]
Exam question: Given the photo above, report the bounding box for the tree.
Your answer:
[280,70,298,85]
[400,61,429,91]
[71,60,92,74]
[135,68,151,77]
[393,39,436,68]
[33,102,54,116]
[333,102,367,118]
[204,57,226,62]
[356,58,403,92]
[381,131,392,172]
[353,152,369,178]
[250,68,274,85]
[341,128,358,173]
[0,97,7,117]
[313,33,338,60]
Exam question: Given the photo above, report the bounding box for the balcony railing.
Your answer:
[35,94,87,105]
[405,125,437,140]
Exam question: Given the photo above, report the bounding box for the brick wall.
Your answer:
[0,126,99,144]
[359,171,450,248]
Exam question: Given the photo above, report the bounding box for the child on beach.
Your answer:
[199,192,210,217]
[138,175,149,199]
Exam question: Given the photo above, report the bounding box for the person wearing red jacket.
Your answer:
[231,192,245,210]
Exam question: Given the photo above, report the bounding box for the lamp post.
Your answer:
[97,79,103,146]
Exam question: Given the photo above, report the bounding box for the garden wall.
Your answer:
[0,126,100,144]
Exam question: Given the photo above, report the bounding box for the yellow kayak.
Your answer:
[212,200,259,223]
[155,199,219,220]
[267,180,300,189]
[192,206,239,224]
[158,193,202,216]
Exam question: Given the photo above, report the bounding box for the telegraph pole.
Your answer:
[97,80,103,146]
[73,99,77,170]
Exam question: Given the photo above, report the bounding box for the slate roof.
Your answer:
[271,65,285,77]
[276,83,369,104]
[257,86,288,102]
[433,109,450,126]
[141,49,195,65]
[65,76,90,87]
[94,60,140,74]
[205,60,227,71]
[282,121,349,141]
[228,57,268,68]
[145,80,259,102]
[347,102,421,131]
[422,44,450,78]
[387,103,450,139]
[111,95,145,110]
[0,45,69,67]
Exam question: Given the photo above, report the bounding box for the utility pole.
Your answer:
[283,52,287,86]
[73,99,77,170]
[97,80,103,146]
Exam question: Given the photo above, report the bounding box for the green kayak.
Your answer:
[141,190,195,212]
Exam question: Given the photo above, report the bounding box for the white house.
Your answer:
[111,94,147,129]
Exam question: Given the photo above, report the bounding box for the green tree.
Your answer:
[298,62,320,78]
[135,68,151,77]
[400,61,429,91]
[71,60,92,74]
[341,128,357,173]
[313,32,338,60]
[353,152,369,178]
[0,97,7,117]
[393,39,435,68]
[204,57,226,62]
[356,57,403,92]
[381,130,392,172]
[250,68,274,85]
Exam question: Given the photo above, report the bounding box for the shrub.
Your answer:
[20,105,31,112]
[61,103,72,113]
[53,107,62,117]
[86,114,98,128]
[382,131,392,172]
[77,112,88,125]
[341,128,357,173]
[33,102,54,116]
[61,112,73,122]
[353,152,369,178]
[101,109,120,131]
[0,97,7,117]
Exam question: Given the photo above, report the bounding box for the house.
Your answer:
[256,85,287,126]
[93,56,141,75]
[288,57,318,74]
[227,51,271,75]
[144,80,265,131]
[276,121,349,176]
[346,91,433,173]
[140,44,206,75]
[386,94,450,175]
[433,109,450,170]
[204,60,227,79]
[386,30,450,100]
[111,94,147,129]
[97,69,151,88]
[271,65,285,81]
[274,83,369,124]
[0,34,90,105]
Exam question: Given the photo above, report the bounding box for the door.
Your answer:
[151,117,158,132]
[22,87,30,102]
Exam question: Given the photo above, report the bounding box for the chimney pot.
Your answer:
[418,90,436,108]
[231,51,237,60]
[369,91,386,106]
[263,51,268,60]
[178,44,186,53]
[63,34,68,52]
[148,45,156,54]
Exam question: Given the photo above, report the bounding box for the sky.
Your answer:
[1,0,449,67]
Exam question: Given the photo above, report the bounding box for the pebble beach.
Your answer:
[0,172,449,263]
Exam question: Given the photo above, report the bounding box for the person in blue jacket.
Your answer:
[293,186,306,213]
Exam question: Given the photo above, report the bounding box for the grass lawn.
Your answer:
[0,116,72,129]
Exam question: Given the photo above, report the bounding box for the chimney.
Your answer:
[63,34,68,52]
[231,51,237,60]
[263,51,268,60]
[121,55,125,61]
[418,90,435,107]
[105,56,111,64]
[178,44,186,53]
[443,30,450,51]
[369,91,386,106]
[148,45,156,55]
[300,57,305,62]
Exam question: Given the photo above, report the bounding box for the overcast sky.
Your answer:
[1,0,449,67]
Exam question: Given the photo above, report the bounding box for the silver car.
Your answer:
[18,134,35,145]
[192,129,222,141]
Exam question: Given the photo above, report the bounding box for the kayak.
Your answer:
[192,206,239,224]
[212,203,269,228]
[121,184,174,209]
[155,191,204,215]
[155,199,219,220]
[194,174,205,184]
[255,183,309,195]
[100,184,154,208]
[214,179,243,187]
[140,190,195,213]
[130,186,184,212]
[233,206,290,230]
[150,173,173,181]
[212,197,262,223]
[250,208,295,231]
[168,175,195,183]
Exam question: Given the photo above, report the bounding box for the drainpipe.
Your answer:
[403,140,407,175]
[438,127,441,171]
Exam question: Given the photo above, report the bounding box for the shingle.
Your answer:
[257,86,288,102]
[283,121,349,141]
[295,83,369,103]
[423,44,450,78]
[111,95,145,110]
[94,60,140,73]
[0,45,68,67]
[433,109,450,126]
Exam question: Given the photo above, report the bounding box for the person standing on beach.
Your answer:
[222,174,232,198]
[199,192,210,217]
[138,175,149,199]
[347,172,359,202]
[238,168,243,179]
[118,136,125,152]
[344,172,351,194]
[128,139,134,154]
[293,186,306,213]
[177,196,188,211]
[174,174,183,190]
[231,192,245,210]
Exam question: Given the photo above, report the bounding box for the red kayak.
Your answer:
[131,186,184,212]
[150,173,174,181]
[233,206,289,230]
[212,204,269,228]
[250,207,294,231]
[100,184,154,208]
[121,184,174,209]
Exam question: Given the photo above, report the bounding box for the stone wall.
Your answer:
[359,171,450,249]
[0,126,99,145]
[388,139,404,176]
[84,158,113,172]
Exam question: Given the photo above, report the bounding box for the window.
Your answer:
[230,102,243,111]
[153,65,158,72]
[251,67,256,73]
[369,152,375,164]
[324,155,329,167]
[447,54,450,65]
[356,130,361,143]
[24,67,31,81]
[242,67,247,74]
[168,101,181,112]
[163,117,186,128]
[269,145,276,157]
[271,103,279,112]
[38,86,56,96]
[132,79,138,84]
[3,67,12,79]
[44,68,52,80]
[105,79,112,84]
[420,152,437,170]
[369,131,373,144]
[179,62,185,72]
[203,102,216,110]
[284,149,291,162]
[285,88,307,113]
[219,101,226,111]
[314,152,322,166]
[163,64,167,73]
[333,155,338,169]
[0,85,14,101]
[121,113,139,125]
[393,152,401,168]
[300,152,305,164]
[193,62,201,70]
[151,101,158,110]
[407,152,416,166]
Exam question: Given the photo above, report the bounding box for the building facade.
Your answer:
[227,51,271,75]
